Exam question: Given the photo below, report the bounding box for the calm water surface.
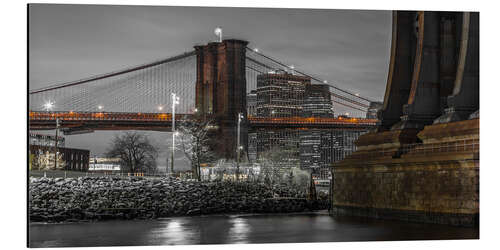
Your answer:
[29,212,479,247]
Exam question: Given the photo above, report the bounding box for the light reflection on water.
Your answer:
[29,213,479,248]
[150,218,200,245]
[228,217,251,243]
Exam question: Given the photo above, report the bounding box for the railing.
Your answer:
[247,116,378,126]
[401,138,479,155]
[29,111,190,122]
[348,138,479,159]
[29,112,379,126]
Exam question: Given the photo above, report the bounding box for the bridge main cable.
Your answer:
[29,51,196,94]
[245,47,374,103]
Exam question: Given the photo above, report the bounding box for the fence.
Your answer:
[348,138,479,159]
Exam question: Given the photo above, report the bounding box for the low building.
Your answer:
[88,157,121,173]
[30,133,65,148]
[29,145,89,171]
[200,162,261,181]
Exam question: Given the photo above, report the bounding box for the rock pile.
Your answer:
[29,177,326,222]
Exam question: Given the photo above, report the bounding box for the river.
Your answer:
[29,212,478,247]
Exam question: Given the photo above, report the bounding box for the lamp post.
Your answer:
[54,118,60,170]
[236,112,244,181]
[171,93,180,176]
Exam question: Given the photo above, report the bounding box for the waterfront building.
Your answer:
[29,133,89,171]
[89,157,121,173]
[200,161,261,181]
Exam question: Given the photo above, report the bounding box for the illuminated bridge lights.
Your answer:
[29,111,378,131]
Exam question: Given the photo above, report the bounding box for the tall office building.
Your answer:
[249,72,366,177]
[303,84,335,118]
[247,90,258,117]
[256,71,309,117]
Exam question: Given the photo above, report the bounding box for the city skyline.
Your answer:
[28,4,391,167]
[29,4,391,100]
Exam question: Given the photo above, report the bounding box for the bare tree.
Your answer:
[177,115,217,181]
[258,145,299,186]
[106,132,158,173]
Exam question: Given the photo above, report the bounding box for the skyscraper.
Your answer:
[256,71,309,117]
[303,84,335,118]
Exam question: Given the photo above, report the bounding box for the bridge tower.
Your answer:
[194,39,249,159]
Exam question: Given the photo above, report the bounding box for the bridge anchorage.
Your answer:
[332,11,479,227]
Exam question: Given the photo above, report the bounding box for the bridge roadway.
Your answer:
[29,111,378,132]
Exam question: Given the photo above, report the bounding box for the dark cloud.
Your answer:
[29,4,392,166]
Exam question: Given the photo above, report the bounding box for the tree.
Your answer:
[106,132,158,173]
[177,115,217,181]
[258,145,299,186]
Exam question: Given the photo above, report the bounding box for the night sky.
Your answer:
[28,4,392,170]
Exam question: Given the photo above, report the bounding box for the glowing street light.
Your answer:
[98,105,103,110]
[214,27,222,42]
[43,101,54,111]
[253,48,259,53]
[323,80,328,84]
[170,93,180,175]
[236,112,244,181]
[158,105,164,111]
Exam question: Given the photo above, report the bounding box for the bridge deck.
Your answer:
[29,111,378,131]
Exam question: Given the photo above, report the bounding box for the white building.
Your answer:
[88,157,121,172]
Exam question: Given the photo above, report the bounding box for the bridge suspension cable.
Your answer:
[29,51,197,114]
[245,47,374,103]
[245,47,372,117]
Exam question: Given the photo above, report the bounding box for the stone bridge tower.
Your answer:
[194,39,249,159]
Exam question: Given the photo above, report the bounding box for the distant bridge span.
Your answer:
[29,111,378,132]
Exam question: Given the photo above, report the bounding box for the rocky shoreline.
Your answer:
[29,177,328,223]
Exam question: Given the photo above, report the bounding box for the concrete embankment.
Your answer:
[29,177,327,222]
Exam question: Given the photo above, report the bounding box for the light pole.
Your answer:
[236,112,244,181]
[214,27,222,42]
[171,93,180,176]
[54,118,60,170]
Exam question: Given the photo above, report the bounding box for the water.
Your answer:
[29,212,478,247]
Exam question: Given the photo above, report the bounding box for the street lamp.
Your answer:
[54,118,60,170]
[214,27,222,42]
[43,101,54,111]
[171,93,180,176]
[98,105,103,111]
[158,105,164,111]
[236,112,244,181]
